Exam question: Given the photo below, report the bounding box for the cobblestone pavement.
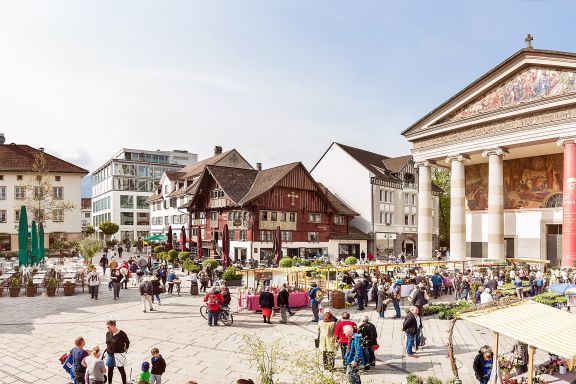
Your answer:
[0,253,550,384]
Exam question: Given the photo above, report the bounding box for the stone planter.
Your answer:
[9,287,20,297]
[26,286,37,297]
[63,284,75,296]
[47,286,57,297]
[224,279,242,287]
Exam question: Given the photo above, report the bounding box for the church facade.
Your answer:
[403,46,576,266]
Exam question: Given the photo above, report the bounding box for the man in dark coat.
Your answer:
[411,282,428,315]
[352,281,366,311]
[402,306,419,358]
[473,346,494,384]
[359,315,378,369]
[277,283,290,323]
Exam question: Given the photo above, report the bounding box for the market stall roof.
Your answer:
[458,300,576,360]
[507,258,550,264]
[238,266,317,273]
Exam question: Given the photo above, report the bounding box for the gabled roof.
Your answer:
[382,155,412,173]
[333,143,403,183]
[205,165,259,204]
[165,171,185,181]
[402,48,576,137]
[178,149,252,179]
[238,163,300,205]
[316,182,358,216]
[330,226,371,241]
[0,144,88,174]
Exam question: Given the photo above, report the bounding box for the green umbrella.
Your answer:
[30,220,38,265]
[38,223,45,263]
[17,205,28,266]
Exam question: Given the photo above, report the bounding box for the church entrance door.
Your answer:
[546,224,562,267]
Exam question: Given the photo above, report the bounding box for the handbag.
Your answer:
[383,298,392,305]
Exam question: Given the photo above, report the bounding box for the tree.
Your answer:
[84,225,95,237]
[20,152,75,224]
[78,238,104,264]
[432,166,451,245]
[98,221,119,239]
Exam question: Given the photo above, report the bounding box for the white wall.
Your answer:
[311,144,373,234]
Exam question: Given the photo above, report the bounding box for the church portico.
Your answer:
[403,43,576,266]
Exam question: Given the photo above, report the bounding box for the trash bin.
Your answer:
[190,281,199,295]
[332,290,345,309]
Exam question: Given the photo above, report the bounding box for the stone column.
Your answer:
[446,154,470,260]
[557,137,576,267]
[416,161,434,259]
[482,147,508,260]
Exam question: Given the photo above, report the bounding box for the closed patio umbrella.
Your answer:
[180,225,187,251]
[197,226,203,260]
[17,205,28,266]
[38,223,45,263]
[143,234,167,242]
[221,224,231,267]
[30,220,38,265]
[273,226,282,264]
[166,225,173,250]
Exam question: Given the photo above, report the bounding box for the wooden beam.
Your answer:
[493,332,499,384]
[528,346,536,383]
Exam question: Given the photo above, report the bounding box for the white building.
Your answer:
[91,148,197,242]
[0,135,88,251]
[149,147,253,245]
[311,142,441,258]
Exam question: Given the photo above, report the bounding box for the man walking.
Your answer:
[431,271,443,299]
[343,325,365,384]
[352,281,366,311]
[308,283,322,322]
[277,283,290,324]
[402,306,419,358]
[99,253,108,276]
[391,279,402,318]
[139,277,155,313]
[410,281,429,315]
[359,315,378,369]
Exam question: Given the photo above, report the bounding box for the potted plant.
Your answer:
[46,277,57,297]
[221,266,243,287]
[63,281,75,296]
[9,277,21,297]
[26,278,37,297]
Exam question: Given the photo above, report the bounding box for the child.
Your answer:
[136,362,151,383]
[150,348,166,384]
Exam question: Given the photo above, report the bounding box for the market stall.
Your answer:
[241,291,309,311]
[451,299,576,383]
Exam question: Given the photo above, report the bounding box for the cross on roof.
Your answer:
[525,34,534,49]
[287,191,299,206]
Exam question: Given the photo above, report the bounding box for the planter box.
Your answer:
[26,286,37,297]
[224,279,242,287]
[47,287,57,297]
[9,287,20,297]
[63,285,75,296]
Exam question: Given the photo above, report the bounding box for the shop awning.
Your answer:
[458,300,576,361]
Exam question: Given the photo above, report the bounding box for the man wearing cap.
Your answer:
[392,279,403,318]
[323,307,338,322]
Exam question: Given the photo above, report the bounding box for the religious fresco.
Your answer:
[445,66,576,122]
[465,153,564,210]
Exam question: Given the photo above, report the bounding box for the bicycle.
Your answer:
[200,305,234,326]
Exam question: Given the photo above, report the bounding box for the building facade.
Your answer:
[0,137,88,251]
[149,147,253,244]
[402,46,576,266]
[311,143,440,258]
[91,148,197,241]
[186,162,368,263]
[80,197,91,232]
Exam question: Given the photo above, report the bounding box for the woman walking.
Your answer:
[376,285,388,318]
[317,310,337,371]
[259,286,274,324]
[104,320,130,384]
[150,275,162,305]
[111,269,123,300]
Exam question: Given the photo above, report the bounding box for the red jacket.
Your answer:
[334,320,357,343]
[204,292,225,311]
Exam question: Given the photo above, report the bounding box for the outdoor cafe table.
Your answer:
[243,291,309,311]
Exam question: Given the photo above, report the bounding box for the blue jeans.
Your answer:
[393,299,401,317]
[311,302,319,321]
[461,288,469,300]
[346,365,361,384]
[208,309,219,326]
[406,333,417,355]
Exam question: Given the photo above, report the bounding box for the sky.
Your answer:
[1,0,575,197]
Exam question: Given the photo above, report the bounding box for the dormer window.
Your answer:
[210,189,225,199]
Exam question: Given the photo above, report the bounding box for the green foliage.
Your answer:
[51,238,71,252]
[84,225,95,236]
[167,249,179,262]
[178,251,191,262]
[279,257,293,267]
[533,291,567,306]
[432,167,450,243]
[422,302,472,320]
[10,277,21,288]
[202,258,219,270]
[406,373,424,384]
[153,245,165,254]
[47,277,57,288]
[78,238,104,262]
[426,378,443,384]
[221,266,243,281]
[240,333,284,384]
[470,281,482,292]
[183,259,201,273]
[98,221,119,237]
[344,256,357,265]
[290,349,350,384]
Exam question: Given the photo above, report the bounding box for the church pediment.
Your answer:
[403,48,576,140]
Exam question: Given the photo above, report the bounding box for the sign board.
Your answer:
[376,232,397,240]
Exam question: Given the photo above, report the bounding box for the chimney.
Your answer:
[38,147,44,152]
[256,162,262,171]
[0,134,5,145]
[214,146,223,155]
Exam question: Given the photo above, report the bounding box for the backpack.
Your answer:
[315,289,323,302]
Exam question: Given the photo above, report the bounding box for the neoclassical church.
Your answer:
[403,39,576,266]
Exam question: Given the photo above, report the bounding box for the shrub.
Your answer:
[470,281,482,293]
[344,256,357,265]
[153,245,165,254]
[222,267,243,281]
[299,259,311,266]
[183,259,201,274]
[167,249,179,263]
[47,277,57,288]
[178,251,191,262]
[533,291,567,306]
[10,278,21,288]
[422,302,472,319]
[406,373,424,384]
[202,258,219,270]
[279,257,293,268]
[426,378,443,384]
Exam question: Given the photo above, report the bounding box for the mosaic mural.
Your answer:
[465,153,564,210]
[445,66,576,122]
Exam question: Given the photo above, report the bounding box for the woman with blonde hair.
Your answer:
[82,345,107,384]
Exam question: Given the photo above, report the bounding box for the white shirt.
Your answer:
[190,273,198,283]
[480,292,493,304]
[87,272,100,287]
